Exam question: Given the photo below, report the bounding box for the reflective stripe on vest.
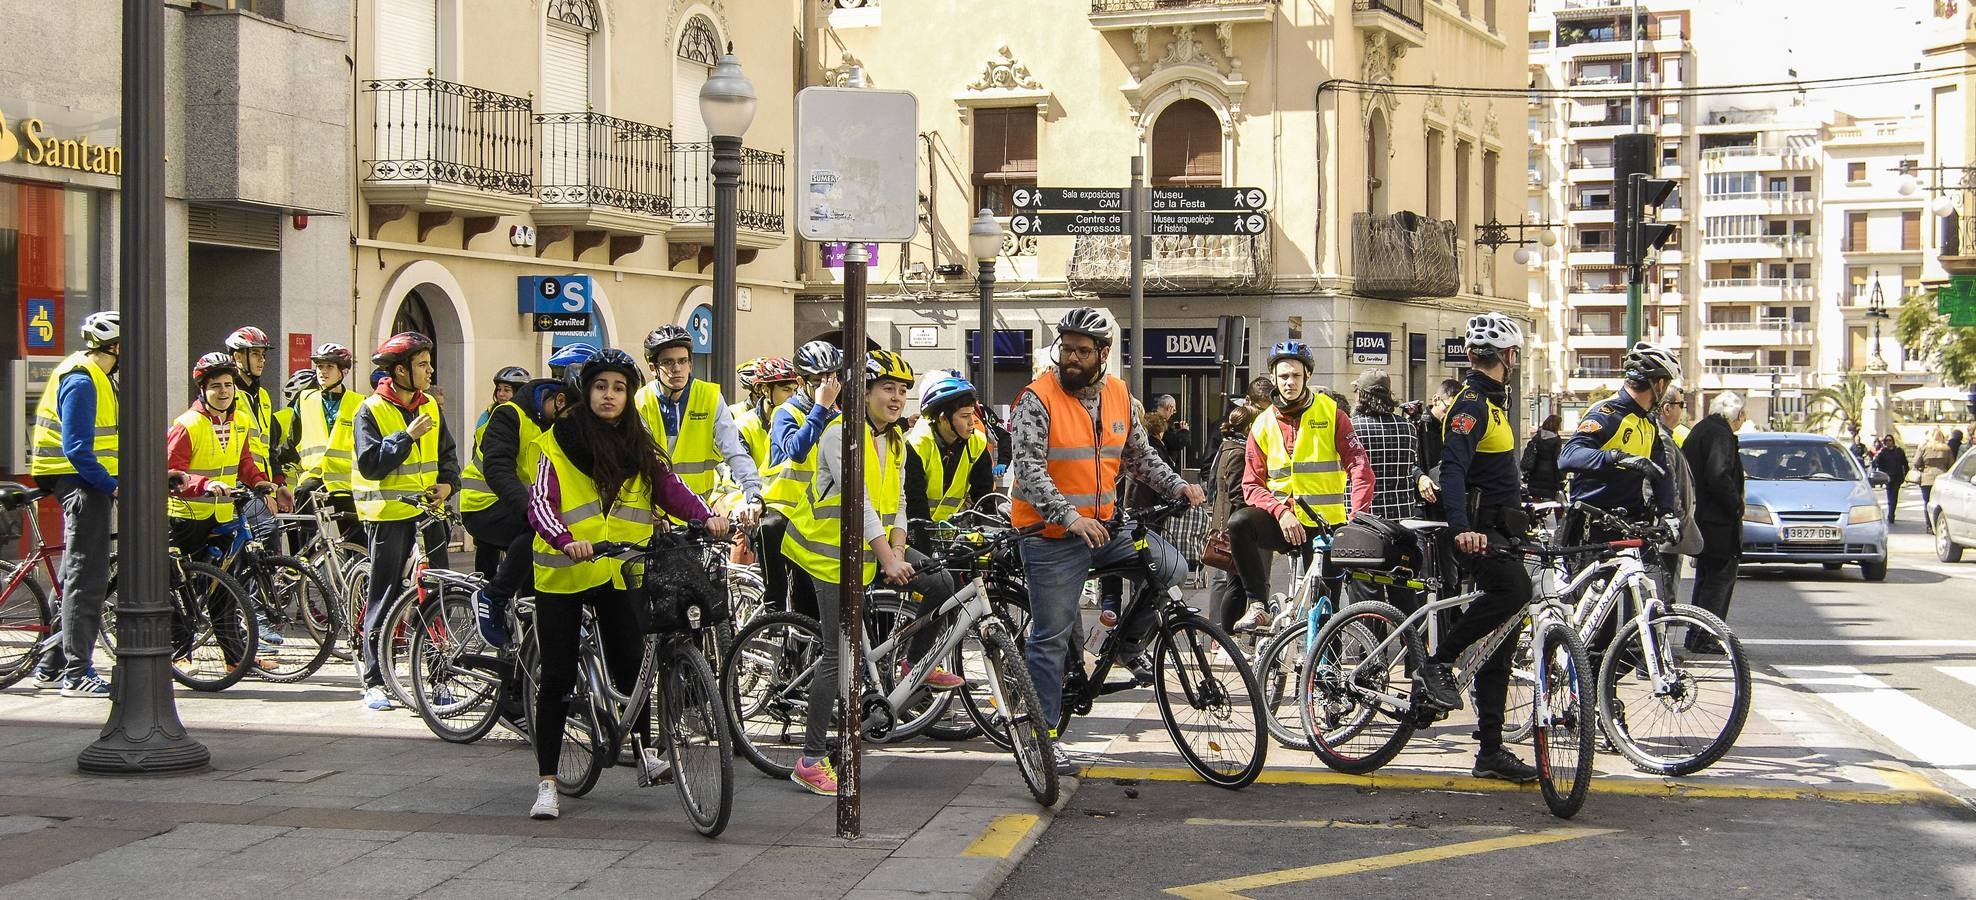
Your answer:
[908,421,987,523]
[634,379,724,497]
[167,405,253,523]
[783,421,903,584]
[1010,374,1129,539]
[1251,392,1349,527]
[29,353,120,478]
[299,388,359,490]
[351,393,442,521]
[244,384,273,474]
[459,401,542,513]
[762,399,814,511]
[531,430,657,594]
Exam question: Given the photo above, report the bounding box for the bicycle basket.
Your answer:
[629,532,730,634]
[1327,514,1420,571]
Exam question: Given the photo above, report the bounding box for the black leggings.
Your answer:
[758,510,818,619]
[532,586,648,778]
[464,507,534,602]
[1430,526,1531,755]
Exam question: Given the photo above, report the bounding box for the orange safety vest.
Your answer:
[1010,372,1129,538]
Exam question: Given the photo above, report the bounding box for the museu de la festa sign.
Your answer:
[0,107,123,176]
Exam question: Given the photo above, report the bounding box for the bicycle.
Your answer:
[208,488,341,683]
[369,497,487,708]
[1250,516,1339,752]
[277,490,370,663]
[0,483,94,686]
[722,520,1059,807]
[1528,503,1750,775]
[1300,528,1612,819]
[1055,498,1269,789]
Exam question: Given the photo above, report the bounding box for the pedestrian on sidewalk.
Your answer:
[1655,388,1704,606]
[1916,428,1954,532]
[1683,392,1745,651]
[1205,404,1255,634]
[1949,429,1965,465]
[1521,414,1565,502]
[1872,434,1910,523]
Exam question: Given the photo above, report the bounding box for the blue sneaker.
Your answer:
[30,668,61,689]
[473,589,509,649]
[60,673,111,698]
[256,617,285,647]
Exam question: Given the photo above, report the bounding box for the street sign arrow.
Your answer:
[1011,187,1126,211]
[1148,187,1269,211]
[1149,212,1269,236]
[1008,212,1125,235]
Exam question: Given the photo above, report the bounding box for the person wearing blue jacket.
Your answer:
[1557,341,1680,545]
[761,340,842,617]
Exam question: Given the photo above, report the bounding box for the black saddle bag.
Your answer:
[1327,514,1422,572]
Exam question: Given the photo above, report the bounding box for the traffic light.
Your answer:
[1612,133,1655,268]
[1631,174,1677,264]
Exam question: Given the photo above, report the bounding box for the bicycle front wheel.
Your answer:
[170,561,260,692]
[1499,620,1537,745]
[1254,621,1312,751]
[0,562,52,688]
[1531,618,1595,819]
[379,585,480,708]
[1152,615,1267,789]
[1599,604,1750,776]
[408,607,505,744]
[722,611,825,779]
[250,556,339,683]
[663,645,734,837]
[1302,601,1418,775]
[975,620,1057,806]
[522,666,609,798]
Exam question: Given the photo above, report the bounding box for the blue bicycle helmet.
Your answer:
[549,342,599,370]
[795,340,845,377]
[919,374,977,417]
[1267,339,1314,373]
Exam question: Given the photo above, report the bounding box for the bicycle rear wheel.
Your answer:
[975,620,1057,806]
[323,542,368,662]
[170,561,260,692]
[1531,618,1595,819]
[663,645,734,837]
[250,556,339,683]
[1599,604,1750,776]
[1302,601,1418,775]
[0,563,52,688]
[379,585,480,708]
[721,611,824,779]
[1255,622,1312,751]
[864,594,955,743]
[523,667,609,797]
[1152,614,1267,789]
[408,603,505,743]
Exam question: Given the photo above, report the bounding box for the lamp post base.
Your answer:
[78,656,210,775]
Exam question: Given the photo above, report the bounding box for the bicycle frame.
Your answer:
[576,607,664,763]
[857,577,1015,732]
[1551,549,1679,695]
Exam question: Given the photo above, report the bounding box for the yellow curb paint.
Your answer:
[1184,817,1517,833]
[1163,827,1620,900]
[1083,765,1967,807]
[962,813,1040,858]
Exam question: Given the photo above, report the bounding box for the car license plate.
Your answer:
[1783,526,1842,543]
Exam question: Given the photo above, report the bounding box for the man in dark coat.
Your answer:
[1873,434,1910,523]
[1682,391,1747,653]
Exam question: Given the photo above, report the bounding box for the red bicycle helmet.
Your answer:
[225,326,273,351]
[372,332,435,368]
[754,356,799,385]
[193,351,242,386]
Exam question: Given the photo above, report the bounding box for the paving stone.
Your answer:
[212,835,388,874]
[366,831,527,862]
[416,876,578,900]
[611,838,769,873]
[523,836,651,851]
[0,815,59,837]
[703,845,891,900]
[133,821,294,850]
[853,856,1002,895]
[459,846,634,882]
[278,854,476,900]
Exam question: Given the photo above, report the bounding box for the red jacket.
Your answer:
[168,400,273,500]
[1240,404,1374,521]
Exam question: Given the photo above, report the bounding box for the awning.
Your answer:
[1892,385,1970,401]
[1702,349,1755,361]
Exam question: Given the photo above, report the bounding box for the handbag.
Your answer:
[1202,528,1235,571]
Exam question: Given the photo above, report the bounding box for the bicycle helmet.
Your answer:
[736,356,766,393]
[284,368,320,402]
[371,331,435,368]
[548,341,598,372]
[225,326,273,351]
[80,311,121,349]
[1464,312,1524,354]
[1622,341,1682,386]
[795,340,845,377]
[643,325,693,361]
[919,374,977,417]
[309,342,354,367]
[754,356,800,385]
[192,351,241,386]
[578,347,644,393]
[866,349,915,387]
[492,365,531,388]
[1267,339,1315,373]
[1055,306,1115,347]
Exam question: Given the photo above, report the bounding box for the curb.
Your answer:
[844,762,1079,900]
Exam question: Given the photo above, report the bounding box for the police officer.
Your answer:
[1557,340,1679,543]
[1416,311,1540,784]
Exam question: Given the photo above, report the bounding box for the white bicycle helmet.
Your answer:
[1464,312,1524,354]
[80,311,121,349]
[1623,341,1682,386]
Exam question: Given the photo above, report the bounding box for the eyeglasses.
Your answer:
[1056,344,1101,361]
[655,357,693,370]
[1664,401,1686,408]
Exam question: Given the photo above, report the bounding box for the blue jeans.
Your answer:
[1021,527,1186,728]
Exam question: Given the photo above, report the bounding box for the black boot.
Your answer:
[1472,749,1539,784]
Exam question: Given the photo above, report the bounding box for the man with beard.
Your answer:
[1010,308,1205,771]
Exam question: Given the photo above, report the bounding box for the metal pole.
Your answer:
[1625,170,1644,348]
[1630,1,1642,135]
[836,243,868,839]
[1129,156,1146,396]
[977,259,996,409]
[712,135,743,398]
[81,0,209,775]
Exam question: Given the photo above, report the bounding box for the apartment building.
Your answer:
[1821,117,1928,383]
[799,0,1531,438]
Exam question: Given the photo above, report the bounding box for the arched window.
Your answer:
[673,15,722,218]
[391,288,439,370]
[541,0,598,194]
[1150,99,1222,188]
[1366,109,1389,215]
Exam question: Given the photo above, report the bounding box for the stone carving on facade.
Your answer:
[1483,106,1501,144]
[823,51,868,87]
[665,0,729,48]
[1123,25,1248,127]
[968,44,1043,91]
[1455,98,1475,132]
[1360,32,1404,128]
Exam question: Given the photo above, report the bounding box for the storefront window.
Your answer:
[1,177,106,476]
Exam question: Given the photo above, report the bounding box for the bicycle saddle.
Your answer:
[0,482,31,511]
[1398,518,1447,533]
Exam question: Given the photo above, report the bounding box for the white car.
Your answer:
[1927,449,1976,563]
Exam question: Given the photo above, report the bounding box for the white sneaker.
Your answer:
[362,687,393,711]
[639,747,674,785]
[530,780,560,820]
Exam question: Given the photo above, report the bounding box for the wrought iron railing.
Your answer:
[536,112,671,216]
[1093,0,1280,11]
[1353,212,1458,299]
[363,78,533,196]
[1350,0,1424,27]
[1067,234,1272,294]
[669,143,787,233]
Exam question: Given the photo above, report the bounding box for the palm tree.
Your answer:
[1803,375,1868,435]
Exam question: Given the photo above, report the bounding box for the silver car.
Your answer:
[1925,449,1976,563]
[1737,433,1891,582]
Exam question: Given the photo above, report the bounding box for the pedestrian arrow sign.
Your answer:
[1011,186,1268,212]
[1009,211,1268,237]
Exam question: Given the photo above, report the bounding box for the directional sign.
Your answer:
[1009,211,1268,237]
[1011,187,1125,211]
[1149,187,1268,211]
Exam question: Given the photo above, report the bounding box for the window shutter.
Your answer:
[376,0,438,77]
[187,205,281,251]
[543,26,590,113]
[1848,212,1868,251]
[1903,210,1921,250]
[1151,100,1221,188]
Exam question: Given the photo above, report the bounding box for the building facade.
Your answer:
[798,0,1532,446]
[351,0,801,416]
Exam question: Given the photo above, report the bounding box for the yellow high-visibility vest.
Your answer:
[1251,392,1349,527]
[351,392,441,522]
[168,404,253,523]
[459,401,541,513]
[763,399,816,512]
[298,388,359,491]
[783,421,903,584]
[907,420,986,523]
[29,352,119,479]
[531,430,657,595]
[634,379,724,498]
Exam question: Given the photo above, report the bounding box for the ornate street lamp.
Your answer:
[968,209,1002,409]
[700,46,756,398]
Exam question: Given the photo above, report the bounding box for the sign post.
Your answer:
[794,83,919,840]
[1129,157,1146,396]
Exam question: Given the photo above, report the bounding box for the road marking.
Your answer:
[962,813,1040,858]
[1083,765,1964,807]
[1185,817,1514,833]
[1938,667,1976,689]
[1743,639,1976,648]
[1779,665,1976,792]
[1162,828,1619,899]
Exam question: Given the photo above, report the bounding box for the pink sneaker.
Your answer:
[900,660,966,692]
[791,756,838,795]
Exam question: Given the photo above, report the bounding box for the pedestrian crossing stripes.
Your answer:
[1778,665,1976,792]
[1744,639,1976,648]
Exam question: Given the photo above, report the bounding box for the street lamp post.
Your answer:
[700,47,756,400]
[968,209,1001,409]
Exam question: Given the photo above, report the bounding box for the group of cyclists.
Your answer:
[18,298,1694,822]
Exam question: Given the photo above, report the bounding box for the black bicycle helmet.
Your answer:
[1267,339,1315,373]
[579,347,644,394]
[1622,341,1682,386]
[643,325,693,361]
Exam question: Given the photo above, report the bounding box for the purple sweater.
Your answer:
[529,455,712,550]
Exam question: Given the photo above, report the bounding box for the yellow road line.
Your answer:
[1164,827,1619,899]
[1083,765,1967,807]
[962,813,1040,858]
[1184,817,1516,833]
